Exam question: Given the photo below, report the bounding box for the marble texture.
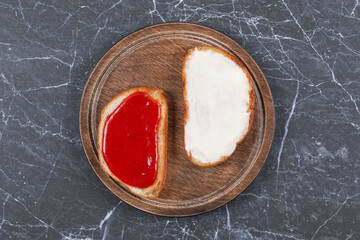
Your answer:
[0,0,359,239]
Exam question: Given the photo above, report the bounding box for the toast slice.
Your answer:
[182,46,254,167]
[97,87,168,199]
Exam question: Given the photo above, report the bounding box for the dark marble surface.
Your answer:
[0,0,359,239]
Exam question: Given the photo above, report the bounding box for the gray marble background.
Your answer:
[0,0,359,239]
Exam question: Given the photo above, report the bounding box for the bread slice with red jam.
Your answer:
[97,87,168,199]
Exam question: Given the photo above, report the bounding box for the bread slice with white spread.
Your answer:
[182,46,254,167]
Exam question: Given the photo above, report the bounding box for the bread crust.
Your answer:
[182,46,255,167]
[97,87,168,199]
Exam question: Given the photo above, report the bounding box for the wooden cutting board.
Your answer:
[79,23,275,216]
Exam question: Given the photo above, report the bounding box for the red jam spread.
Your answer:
[102,92,161,188]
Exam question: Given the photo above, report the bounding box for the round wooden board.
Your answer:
[79,23,275,216]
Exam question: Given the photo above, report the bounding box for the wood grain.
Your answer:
[79,23,275,216]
